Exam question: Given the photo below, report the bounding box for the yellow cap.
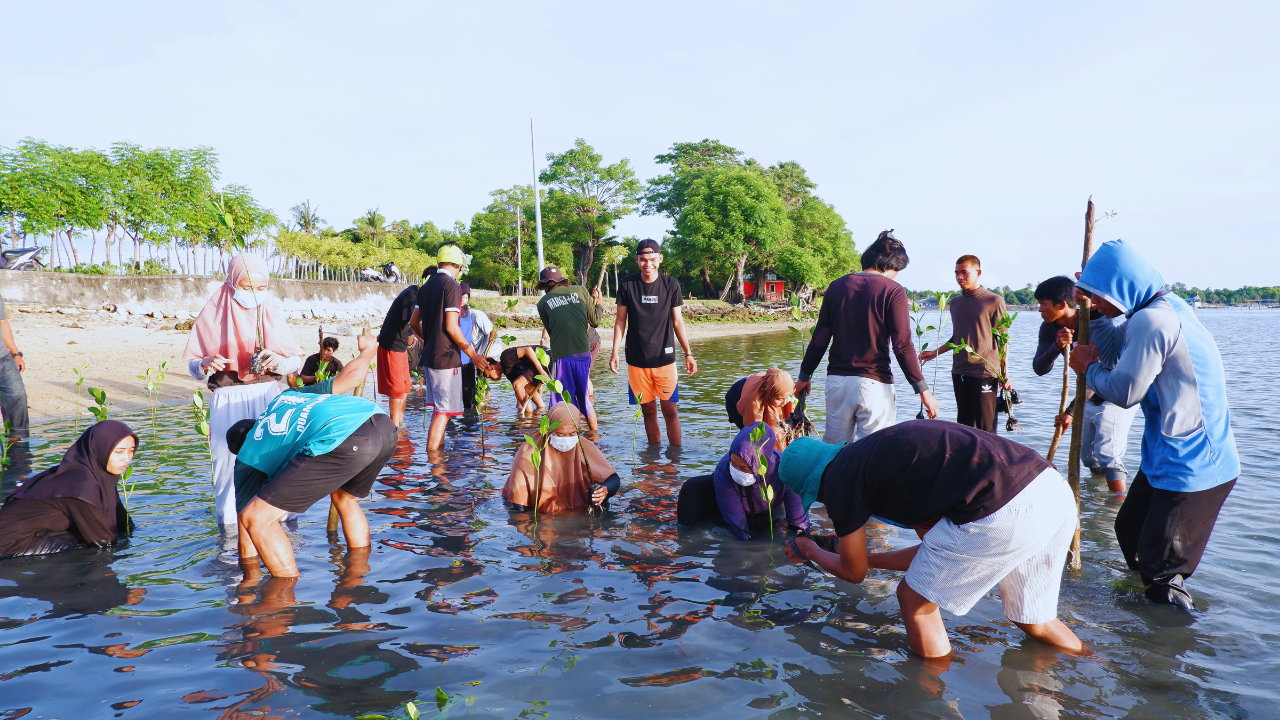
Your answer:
[437,243,467,267]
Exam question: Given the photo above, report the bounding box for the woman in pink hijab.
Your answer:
[183,254,304,527]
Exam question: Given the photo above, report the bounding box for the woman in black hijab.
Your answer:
[0,420,138,558]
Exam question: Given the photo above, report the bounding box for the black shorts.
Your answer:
[256,414,398,514]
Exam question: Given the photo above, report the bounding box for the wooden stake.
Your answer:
[327,501,340,534]
[1065,197,1095,571]
[1045,347,1070,461]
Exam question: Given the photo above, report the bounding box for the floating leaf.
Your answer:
[435,686,448,711]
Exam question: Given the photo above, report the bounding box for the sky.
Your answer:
[2,1,1276,290]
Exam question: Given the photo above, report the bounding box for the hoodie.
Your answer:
[1076,240,1239,493]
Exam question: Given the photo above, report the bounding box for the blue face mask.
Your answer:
[233,288,267,309]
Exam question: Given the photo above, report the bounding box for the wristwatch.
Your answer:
[12,352,21,357]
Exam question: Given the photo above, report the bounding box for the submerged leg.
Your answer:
[240,497,296,577]
[897,579,952,659]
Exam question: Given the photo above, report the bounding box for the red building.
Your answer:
[743,273,787,302]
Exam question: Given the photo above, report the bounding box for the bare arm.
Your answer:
[445,311,489,371]
[408,307,423,341]
[671,306,696,376]
[330,335,378,395]
[609,305,628,373]
[789,527,869,583]
[1,319,23,371]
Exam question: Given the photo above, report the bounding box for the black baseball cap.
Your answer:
[636,238,661,256]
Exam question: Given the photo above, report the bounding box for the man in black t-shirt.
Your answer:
[409,244,489,451]
[609,239,696,446]
[299,337,344,385]
[376,283,420,427]
[776,422,1082,658]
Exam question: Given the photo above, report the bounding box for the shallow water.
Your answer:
[0,308,1276,719]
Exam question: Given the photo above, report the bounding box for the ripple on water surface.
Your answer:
[0,309,1276,718]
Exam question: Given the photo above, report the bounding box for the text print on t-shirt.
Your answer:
[545,293,582,310]
[253,394,328,439]
[641,294,658,304]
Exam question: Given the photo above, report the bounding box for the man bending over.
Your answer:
[779,422,1082,658]
[230,334,396,578]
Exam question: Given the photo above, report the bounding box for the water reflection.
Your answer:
[0,311,1276,718]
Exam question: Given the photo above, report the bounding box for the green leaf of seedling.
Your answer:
[911,299,919,313]
[763,485,774,502]
[193,391,204,408]
[535,347,550,367]
[534,374,552,385]
[547,420,562,432]
[788,326,800,333]
[530,447,541,467]
[466,695,475,706]
[925,325,936,332]
[749,424,765,444]
[538,417,550,434]
[434,687,448,712]
[550,380,564,394]
[89,387,106,404]
[197,421,210,435]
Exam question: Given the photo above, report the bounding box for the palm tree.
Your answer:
[353,209,390,248]
[291,200,326,235]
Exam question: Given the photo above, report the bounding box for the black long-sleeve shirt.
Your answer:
[799,273,927,393]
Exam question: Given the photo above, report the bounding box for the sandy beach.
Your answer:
[9,309,795,424]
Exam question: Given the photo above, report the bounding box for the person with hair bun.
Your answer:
[797,230,938,444]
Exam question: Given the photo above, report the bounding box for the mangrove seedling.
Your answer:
[0,420,16,468]
[522,413,563,522]
[191,390,214,472]
[475,372,490,454]
[88,387,112,422]
[910,299,936,418]
[119,465,139,510]
[930,292,953,406]
[632,390,644,462]
[71,362,89,432]
[748,423,776,539]
[138,360,168,433]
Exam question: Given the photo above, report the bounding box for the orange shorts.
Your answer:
[627,363,679,404]
[376,347,411,397]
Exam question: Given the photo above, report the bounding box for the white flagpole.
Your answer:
[530,118,545,273]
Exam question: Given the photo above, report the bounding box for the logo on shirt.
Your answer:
[254,394,330,439]
[665,347,674,354]
[545,294,581,310]
[641,295,659,304]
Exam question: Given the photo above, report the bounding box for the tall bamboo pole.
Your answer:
[1066,197,1095,571]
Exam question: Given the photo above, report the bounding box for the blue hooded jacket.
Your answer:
[1077,240,1238,492]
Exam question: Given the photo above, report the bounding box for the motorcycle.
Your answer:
[0,247,46,271]
[359,261,405,283]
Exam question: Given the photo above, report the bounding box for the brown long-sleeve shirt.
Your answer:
[799,272,928,393]
[947,287,1007,379]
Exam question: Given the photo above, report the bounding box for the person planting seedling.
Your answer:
[675,420,809,541]
[502,404,620,517]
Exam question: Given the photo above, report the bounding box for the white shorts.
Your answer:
[904,468,1075,624]
[423,366,463,416]
[822,375,897,444]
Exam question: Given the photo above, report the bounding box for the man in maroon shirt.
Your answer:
[796,231,938,443]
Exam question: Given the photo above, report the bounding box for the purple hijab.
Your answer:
[11,421,137,519]
[712,422,808,540]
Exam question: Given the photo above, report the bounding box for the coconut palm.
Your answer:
[291,200,325,235]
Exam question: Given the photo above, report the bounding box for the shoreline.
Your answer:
[15,316,798,426]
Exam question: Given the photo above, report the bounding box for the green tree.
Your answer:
[539,138,641,283]
[291,200,325,235]
[353,209,391,248]
[675,167,789,304]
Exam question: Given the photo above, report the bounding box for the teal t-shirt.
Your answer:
[236,379,384,478]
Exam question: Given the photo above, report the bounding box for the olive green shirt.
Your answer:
[536,285,603,361]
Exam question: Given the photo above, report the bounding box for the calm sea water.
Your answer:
[0,308,1275,719]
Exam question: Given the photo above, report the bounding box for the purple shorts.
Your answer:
[548,352,592,418]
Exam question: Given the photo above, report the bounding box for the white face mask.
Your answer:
[548,434,579,453]
[729,466,756,487]
[233,288,268,309]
